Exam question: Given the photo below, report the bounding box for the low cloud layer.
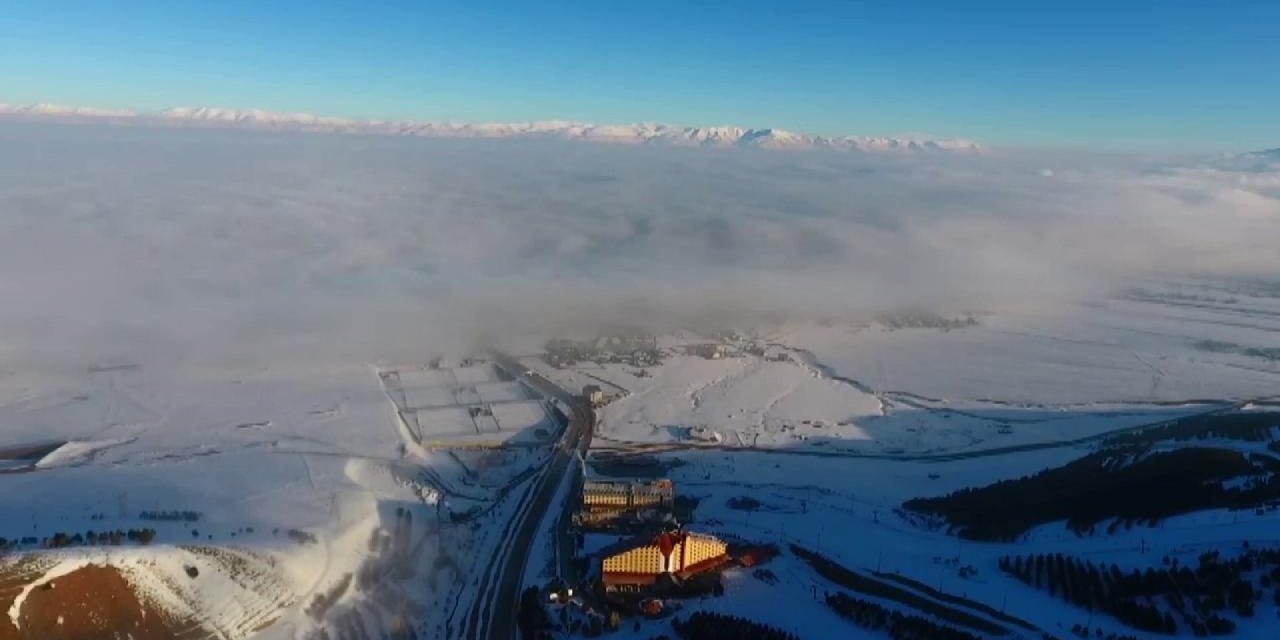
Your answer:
[1,123,1277,371]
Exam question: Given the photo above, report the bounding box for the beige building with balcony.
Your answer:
[578,479,674,527]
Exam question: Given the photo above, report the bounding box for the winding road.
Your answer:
[460,353,594,640]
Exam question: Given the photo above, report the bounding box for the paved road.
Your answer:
[591,401,1250,463]
[462,353,593,640]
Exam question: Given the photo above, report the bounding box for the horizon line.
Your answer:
[0,100,983,153]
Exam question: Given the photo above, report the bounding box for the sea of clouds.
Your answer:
[0,122,1277,372]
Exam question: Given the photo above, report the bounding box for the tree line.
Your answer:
[670,611,797,640]
[825,592,983,640]
[139,509,201,522]
[905,447,1280,540]
[1000,547,1280,635]
[791,545,1008,635]
[0,528,157,549]
[517,586,554,640]
[1105,412,1278,447]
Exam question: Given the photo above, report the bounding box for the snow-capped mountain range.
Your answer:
[0,103,139,118]
[0,102,981,152]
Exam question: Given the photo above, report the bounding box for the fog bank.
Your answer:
[1,123,1277,371]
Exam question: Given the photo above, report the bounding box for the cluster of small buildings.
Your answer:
[691,343,728,360]
[690,341,793,362]
[687,425,721,443]
[740,342,792,362]
[577,477,731,597]
[545,336,662,369]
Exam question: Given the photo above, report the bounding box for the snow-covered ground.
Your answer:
[2,278,1278,638]
[0,356,559,639]
[383,361,561,447]
[0,361,401,463]
[586,437,1280,639]
[551,351,885,449]
[774,291,1280,407]
[527,287,1275,456]
[539,281,1280,639]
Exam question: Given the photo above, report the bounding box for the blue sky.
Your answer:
[2,1,1277,149]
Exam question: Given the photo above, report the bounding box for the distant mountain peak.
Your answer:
[0,102,982,153]
[0,102,137,118]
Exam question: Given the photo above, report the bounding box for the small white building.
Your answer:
[694,344,727,360]
[583,384,606,407]
[689,425,721,443]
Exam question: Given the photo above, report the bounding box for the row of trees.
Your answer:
[287,528,318,544]
[999,549,1280,635]
[670,611,797,640]
[825,592,982,640]
[905,447,1280,540]
[517,586,554,640]
[1105,412,1279,447]
[139,509,201,522]
[0,528,157,549]
[791,545,1009,635]
[1069,623,1138,640]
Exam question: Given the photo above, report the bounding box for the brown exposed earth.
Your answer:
[0,442,65,474]
[0,442,65,461]
[0,562,208,640]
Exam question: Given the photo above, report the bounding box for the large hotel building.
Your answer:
[601,529,729,592]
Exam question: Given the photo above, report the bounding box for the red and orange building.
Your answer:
[601,529,729,593]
